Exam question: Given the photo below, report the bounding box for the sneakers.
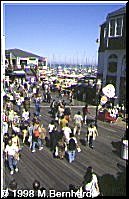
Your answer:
[15,168,19,172]
[32,150,36,153]
[10,170,14,175]
[89,145,94,149]
[39,147,43,151]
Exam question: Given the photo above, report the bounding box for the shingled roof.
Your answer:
[107,6,126,18]
[5,48,41,58]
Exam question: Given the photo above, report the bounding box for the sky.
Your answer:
[2,1,127,65]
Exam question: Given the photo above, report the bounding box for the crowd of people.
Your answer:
[2,76,102,198]
[98,103,126,123]
[2,76,99,176]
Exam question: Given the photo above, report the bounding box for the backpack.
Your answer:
[34,128,40,138]
[68,138,76,150]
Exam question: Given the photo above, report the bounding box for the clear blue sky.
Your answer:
[3,1,126,65]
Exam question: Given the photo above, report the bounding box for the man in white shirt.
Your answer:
[73,111,83,135]
[4,139,19,175]
[22,109,30,121]
[87,124,98,149]
[62,123,72,143]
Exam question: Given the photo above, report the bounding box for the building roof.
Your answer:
[107,6,126,18]
[5,48,41,58]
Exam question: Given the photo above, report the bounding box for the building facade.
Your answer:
[97,6,126,105]
[5,48,47,70]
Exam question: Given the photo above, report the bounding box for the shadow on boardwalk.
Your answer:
[98,163,126,196]
[111,140,122,158]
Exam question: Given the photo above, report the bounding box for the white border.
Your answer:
[1,1,127,196]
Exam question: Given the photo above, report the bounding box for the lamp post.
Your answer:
[95,79,102,128]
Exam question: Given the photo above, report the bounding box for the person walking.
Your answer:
[21,121,29,144]
[60,115,68,130]
[39,123,47,148]
[81,166,100,198]
[62,123,72,144]
[49,126,58,152]
[31,121,43,152]
[67,132,78,163]
[27,121,34,149]
[73,111,83,136]
[50,99,56,118]
[11,132,21,150]
[55,132,66,159]
[22,108,30,122]
[4,139,20,175]
[34,94,41,117]
[82,104,90,125]
[87,124,98,149]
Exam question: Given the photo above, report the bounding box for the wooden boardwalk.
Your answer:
[3,106,127,196]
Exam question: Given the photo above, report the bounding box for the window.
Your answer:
[108,54,117,73]
[104,27,107,38]
[116,17,123,36]
[108,62,117,73]
[109,19,115,36]
[29,58,36,60]
[109,17,123,37]
[109,54,117,59]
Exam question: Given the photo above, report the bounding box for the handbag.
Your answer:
[55,146,59,156]
[77,146,81,152]
[28,135,32,143]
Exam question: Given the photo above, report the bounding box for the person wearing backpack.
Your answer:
[81,166,100,198]
[67,132,78,163]
[32,121,43,152]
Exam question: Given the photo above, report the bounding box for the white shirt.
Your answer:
[87,126,98,140]
[33,87,36,94]
[62,126,72,141]
[85,174,100,198]
[48,124,55,133]
[74,114,83,124]
[5,144,19,156]
[3,122,8,134]
[12,125,20,133]
[22,111,29,120]
[16,98,22,106]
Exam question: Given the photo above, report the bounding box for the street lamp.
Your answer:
[95,79,102,128]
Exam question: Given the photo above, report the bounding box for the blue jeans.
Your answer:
[32,138,42,150]
[68,150,76,163]
[8,155,18,171]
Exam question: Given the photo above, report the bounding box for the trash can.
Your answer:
[121,140,128,160]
